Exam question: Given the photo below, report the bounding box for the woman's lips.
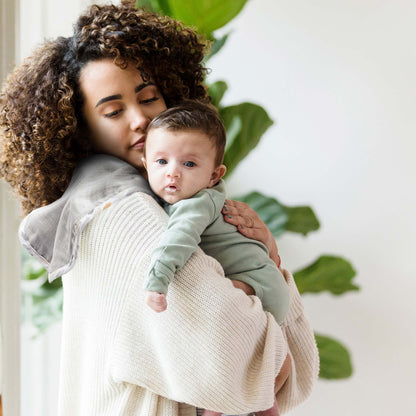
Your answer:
[131,136,145,149]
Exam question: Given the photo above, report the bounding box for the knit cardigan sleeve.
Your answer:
[66,192,318,415]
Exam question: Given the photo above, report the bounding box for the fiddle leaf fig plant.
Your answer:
[236,191,320,237]
[294,255,359,295]
[221,102,274,174]
[21,0,358,382]
[135,0,359,380]
[315,334,353,379]
[136,0,248,35]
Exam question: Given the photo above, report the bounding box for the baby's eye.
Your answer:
[156,159,167,165]
[184,161,195,167]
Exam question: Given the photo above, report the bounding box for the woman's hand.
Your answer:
[222,199,282,271]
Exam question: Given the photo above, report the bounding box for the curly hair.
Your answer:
[0,0,209,215]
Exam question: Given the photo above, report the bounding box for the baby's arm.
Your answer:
[145,191,218,311]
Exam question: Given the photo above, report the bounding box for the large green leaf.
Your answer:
[285,206,320,235]
[222,103,274,175]
[207,80,228,108]
[235,191,320,237]
[135,0,163,13]
[316,334,353,379]
[294,255,359,295]
[235,191,288,237]
[205,32,231,61]
[166,0,249,35]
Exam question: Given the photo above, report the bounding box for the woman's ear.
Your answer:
[208,164,227,187]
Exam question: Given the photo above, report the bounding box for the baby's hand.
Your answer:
[146,291,167,313]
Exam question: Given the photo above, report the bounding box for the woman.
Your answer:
[0,1,319,415]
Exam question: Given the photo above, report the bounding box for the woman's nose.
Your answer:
[129,107,150,132]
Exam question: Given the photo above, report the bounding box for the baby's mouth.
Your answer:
[165,184,180,193]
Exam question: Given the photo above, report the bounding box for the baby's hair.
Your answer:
[146,100,226,166]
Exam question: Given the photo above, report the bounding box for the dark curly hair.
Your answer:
[0,0,209,214]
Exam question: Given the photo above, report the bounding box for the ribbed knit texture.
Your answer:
[58,193,319,415]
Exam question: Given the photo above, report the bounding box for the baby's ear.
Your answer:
[141,157,147,169]
[209,164,227,187]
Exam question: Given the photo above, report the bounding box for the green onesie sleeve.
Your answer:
[145,188,225,294]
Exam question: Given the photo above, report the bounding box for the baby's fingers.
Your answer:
[146,291,168,313]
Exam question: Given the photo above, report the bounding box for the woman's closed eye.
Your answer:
[139,96,160,105]
[104,109,122,118]
[103,96,160,118]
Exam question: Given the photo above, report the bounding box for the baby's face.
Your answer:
[144,128,223,204]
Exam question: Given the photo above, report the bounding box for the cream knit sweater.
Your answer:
[58,192,319,415]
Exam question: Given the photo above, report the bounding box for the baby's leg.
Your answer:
[254,398,279,416]
[200,410,222,416]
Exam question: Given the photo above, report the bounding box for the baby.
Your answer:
[142,101,290,416]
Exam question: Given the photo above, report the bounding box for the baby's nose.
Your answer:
[167,165,180,178]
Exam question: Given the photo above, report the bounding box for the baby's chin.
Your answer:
[160,193,182,205]
[158,188,203,204]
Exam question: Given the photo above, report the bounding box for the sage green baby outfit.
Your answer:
[145,180,289,324]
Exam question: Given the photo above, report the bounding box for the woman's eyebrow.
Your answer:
[95,82,156,107]
[95,94,122,108]
[135,82,155,93]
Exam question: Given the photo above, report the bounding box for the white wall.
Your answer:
[1,1,21,414]
[208,0,416,415]
[19,0,105,60]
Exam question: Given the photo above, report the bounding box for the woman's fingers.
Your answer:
[235,223,261,239]
[222,199,261,229]
[222,211,260,230]
[222,199,283,271]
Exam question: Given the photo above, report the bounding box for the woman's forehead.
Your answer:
[80,59,146,86]
[79,59,155,104]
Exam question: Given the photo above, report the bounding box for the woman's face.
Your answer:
[80,59,167,168]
